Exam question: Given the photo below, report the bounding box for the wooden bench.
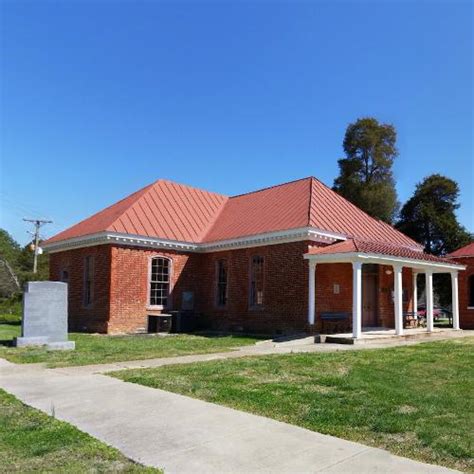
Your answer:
[320,312,350,333]
[403,311,417,328]
[404,311,426,328]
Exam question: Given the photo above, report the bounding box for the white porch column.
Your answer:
[393,265,404,336]
[426,271,434,332]
[308,261,316,325]
[412,272,418,317]
[451,271,460,330]
[352,261,362,339]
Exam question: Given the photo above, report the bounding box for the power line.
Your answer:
[2,192,50,218]
[23,218,53,273]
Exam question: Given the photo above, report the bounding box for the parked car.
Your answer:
[417,305,451,321]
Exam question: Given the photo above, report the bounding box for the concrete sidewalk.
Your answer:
[55,329,474,376]
[0,358,456,473]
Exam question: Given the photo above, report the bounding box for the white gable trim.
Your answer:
[43,227,347,254]
[303,251,466,272]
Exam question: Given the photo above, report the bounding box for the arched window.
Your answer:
[469,275,474,308]
[149,257,171,307]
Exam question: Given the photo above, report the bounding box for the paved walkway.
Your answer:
[0,338,462,473]
[56,328,474,375]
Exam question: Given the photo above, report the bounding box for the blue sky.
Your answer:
[1,0,472,245]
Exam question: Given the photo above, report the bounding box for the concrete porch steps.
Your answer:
[257,333,317,348]
[321,328,464,345]
[226,328,465,350]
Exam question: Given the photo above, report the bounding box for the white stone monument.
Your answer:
[14,281,75,350]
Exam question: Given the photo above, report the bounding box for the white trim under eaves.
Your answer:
[42,227,347,254]
[303,251,466,272]
[43,232,200,254]
[201,227,346,252]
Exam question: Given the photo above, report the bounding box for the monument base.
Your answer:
[14,337,75,351]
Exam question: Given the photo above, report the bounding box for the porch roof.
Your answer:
[304,239,465,272]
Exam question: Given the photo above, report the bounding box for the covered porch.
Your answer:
[304,239,466,340]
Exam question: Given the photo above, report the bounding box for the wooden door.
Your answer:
[362,272,378,327]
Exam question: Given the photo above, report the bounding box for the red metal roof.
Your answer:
[203,178,312,242]
[307,238,455,264]
[308,178,419,248]
[45,177,422,249]
[46,180,228,244]
[446,242,474,258]
[204,177,420,248]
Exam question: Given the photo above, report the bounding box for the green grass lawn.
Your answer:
[0,389,158,472]
[0,321,21,341]
[0,322,259,368]
[113,338,474,472]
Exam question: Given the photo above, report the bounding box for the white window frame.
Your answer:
[147,255,173,310]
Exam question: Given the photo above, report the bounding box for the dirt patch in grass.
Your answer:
[397,405,418,414]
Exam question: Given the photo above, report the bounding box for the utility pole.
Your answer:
[23,218,53,273]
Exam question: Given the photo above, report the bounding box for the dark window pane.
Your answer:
[469,275,474,307]
[250,256,264,307]
[83,256,94,306]
[216,259,228,306]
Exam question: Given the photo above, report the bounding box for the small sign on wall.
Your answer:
[182,291,194,310]
[333,283,340,294]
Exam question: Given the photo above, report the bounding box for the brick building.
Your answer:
[43,177,466,337]
[446,243,474,329]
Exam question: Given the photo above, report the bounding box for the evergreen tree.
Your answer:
[397,174,471,308]
[396,174,471,255]
[333,117,399,223]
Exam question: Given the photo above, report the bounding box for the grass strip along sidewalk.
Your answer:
[0,389,159,472]
[0,321,259,368]
[113,337,474,472]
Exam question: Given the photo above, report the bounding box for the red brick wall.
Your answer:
[455,257,474,329]
[377,265,414,328]
[314,263,352,332]
[195,241,315,335]
[49,241,416,335]
[49,245,111,333]
[108,245,201,334]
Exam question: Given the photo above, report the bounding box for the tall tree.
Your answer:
[0,228,49,296]
[0,229,22,297]
[396,174,471,255]
[333,117,399,223]
[397,174,471,308]
[0,229,21,268]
